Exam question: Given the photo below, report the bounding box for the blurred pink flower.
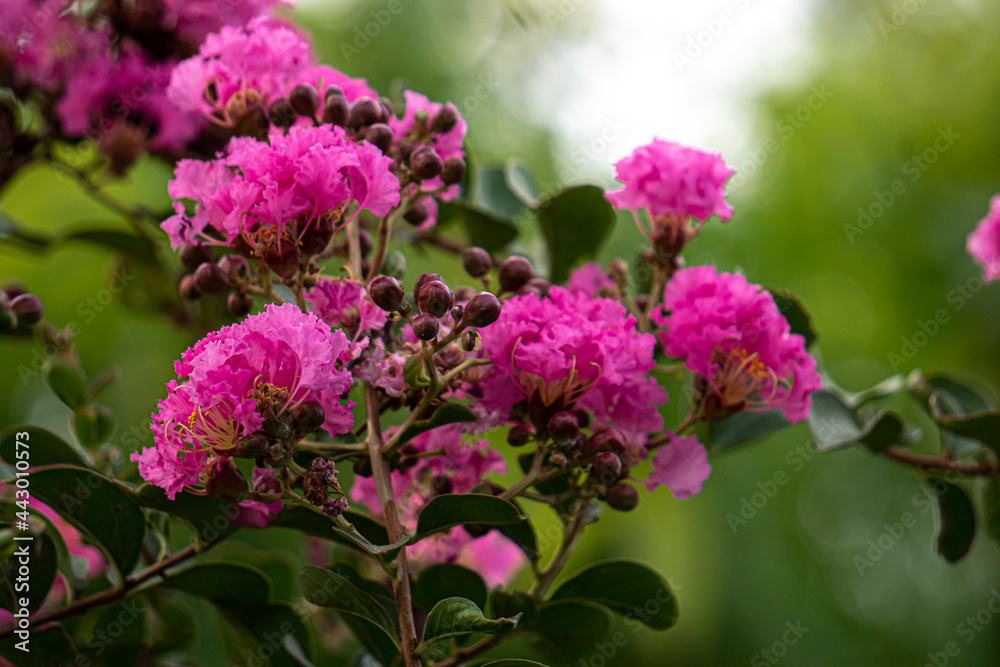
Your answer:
[642,434,711,500]
[967,194,1000,283]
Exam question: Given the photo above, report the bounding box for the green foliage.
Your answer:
[412,563,489,612]
[417,597,520,661]
[0,425,92,469]
[537,185,615,284]
[549,559,678,630]
[413,493,525,541]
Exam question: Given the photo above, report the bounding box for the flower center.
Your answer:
[174,404,239,454]
[702,347,783,417]
[250,381,290,415]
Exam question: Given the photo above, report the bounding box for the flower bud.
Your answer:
[349,97,381,129]
[290,84,320,118]
[460,331,481,352]
[574,409,592,429]
[180,244,213,271]
[378,97,394,120]
[461,247,492,278]
[413,273,446,301]
[584,429,627,457]
[300,213,337,256]
[403,199,430,226]
[412,313,439,341]
[441,156,466,186]
[293,400,326,435]
[364,123,393,154]
[429,474,453,496]
[268,97,297,128]
[592,451,624,485]
[233,431,270,458]
[179,275,200,300]
[450,305,464,322]
[606,483,639,511]
[430,104,459,134]
[383,251,407,279]
[0,303,16,332]
[369,276,405,311]
[417,280,454,319]
[506,424,532,447]
[218,254,250,283]
[498,255,533,292]
[206,459,249,504]
[1,282,26,300]
[227,292,254,317]
[322,91,350,126]
[193,262,228,294]
[263,411,295,441]
[462,292,501,328]
[410,146,442,180]
[547,411,579,447]
[10,293,43,326]
[549,452,568,467]
[527,278,551,297]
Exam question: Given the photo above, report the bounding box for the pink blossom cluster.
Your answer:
[477,286,666,445]
[967,194,1000,283]
[606,138,734,222]
[162,124,399,257]
[350,426,525,587]
[653,266,821,423]
[132,304,354,522]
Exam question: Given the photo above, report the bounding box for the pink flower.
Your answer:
[967,195,1000,283]
[162,124,399,253]
[606,139,734,222]
[158,0,289,45]
[349,425,525,586]
[653,266,821,423]
[132,303,355,502]
[307,278,388,337]
[1,1,104,90]
[477,287,666,445]
[642,434,711,500]
[565,262,615,298]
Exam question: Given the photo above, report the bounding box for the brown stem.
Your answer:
[433,634,507,667]
[881,446,997,476]
[530,500,590,601]
[0,539,219,639]
[500,444,546,501]
[365,384,420,667]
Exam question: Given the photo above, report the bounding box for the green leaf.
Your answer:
[61,229,158,263]
[416,597,520,659]
[982,478,1000,549]
[0,500,76,601]
[219,602,313,667]
[72,404,116,446]
[768,288,818,348]
[300,566,400,649]
[933,409,1000,455]
[25,465,145,576]
[131,484,239,541]
[0,532,58,614]
[497,499,539,563]
[472,166,529,222]
[396,403,479,447]
[91,596,148,666]
[933,481,976,563]
[159,563,272,605]
[267,506,405,560]
[340,614,401,667]
[523,600,611,663]
[844,374,906,408]
[549,559,677,630]
[537,185,615,284]
[0,625,77,666]
[44,360,88,409]
[0,425,92,469]
[413,494,525,541]
[910,371,994,415]
[84,368,119,404]
[505,160,539,206]
[707,409,792,452]
[860,410,906,452]
[402,354,432,389]
[440,202,520,254]
[412,563,488,612]
[490,590,538,626]
[0,208,54,252]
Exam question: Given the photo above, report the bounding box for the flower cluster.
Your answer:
[653,265,822,423]
[967,194,1000,283]
[132,303,354,523]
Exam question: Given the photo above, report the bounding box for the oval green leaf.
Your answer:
[300,566,400,649]
[413,494,525,541]
[933,481,976,563]
[549,559,677,630]
[0,425,92,469]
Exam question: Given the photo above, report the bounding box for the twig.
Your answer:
[881,446,997,476]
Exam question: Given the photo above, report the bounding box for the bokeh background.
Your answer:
[4,0,1000,664]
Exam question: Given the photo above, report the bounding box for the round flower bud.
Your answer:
[498,255,533,292]
[378,97,394,120]
[454,287,477,301]
[606,483,639,512]
[410,146,442,180]
[462,292,501,328]
[461,247,492,278]
[592,451,624,486]
[412,313,440,341]
[527,278,551,297]
[193,262,228,294]
[233,431,270,458]
[450,305,464,322]
[205,459,249,503]
[227,292,254,317]
[574,409,592,429]
[403,199,430,226]
[293,400,326,435]
[417,280,454,318]
[10,294,43,326]
[413,273,446,301]
[179,244,213,271]
[547,411,580,447]
[263,411,295,441]
[1,282,26,300]
[441,156,466,186]
[584,428,627,457]
[364,123,393,154]
[179,275,200,300]
[460,331,481,352]
[0,303,16,332]
[369,276,404,312]
[289,84,320,118]
[430,104,459,134]
[349,97,382,129]
[218,254,250,283]
[268,97,297,128]
[383,251,407,279]
[549,452,569,467]
[323,91,350,126]
[506,425,532,447]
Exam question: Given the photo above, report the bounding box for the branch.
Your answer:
[881,445,997,476]
[530,500,590,601]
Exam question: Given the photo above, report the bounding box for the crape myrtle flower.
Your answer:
[131,304,354,522]
[967,194,1000,284]
[652,265,821,423]
[642,433,711,500]
[350,425,525,587]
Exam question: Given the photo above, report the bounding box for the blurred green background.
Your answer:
[4,0,1000,664]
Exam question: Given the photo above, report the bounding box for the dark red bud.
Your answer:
[410,146,442,180]
[227,292,254,317]
[441,156,466,186]
[322,91,350,126]
[606,483,639,511]
[430,104,460,134]
[498,255,533,292]
[462,292,501,328]
[412,313,439,341]
[369,276,405,311]
[349,97,382,129]
[364,123,393,154]
[461,246,491,278]
[268,97,297,128]
[9,293,43,326]
[180,244,213,271]
[507,425,532,447]
[289,84,320,118]
[193,262,228,294]
[547,411,580,447]
[403,199,430,226]
[417,280,454,319]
